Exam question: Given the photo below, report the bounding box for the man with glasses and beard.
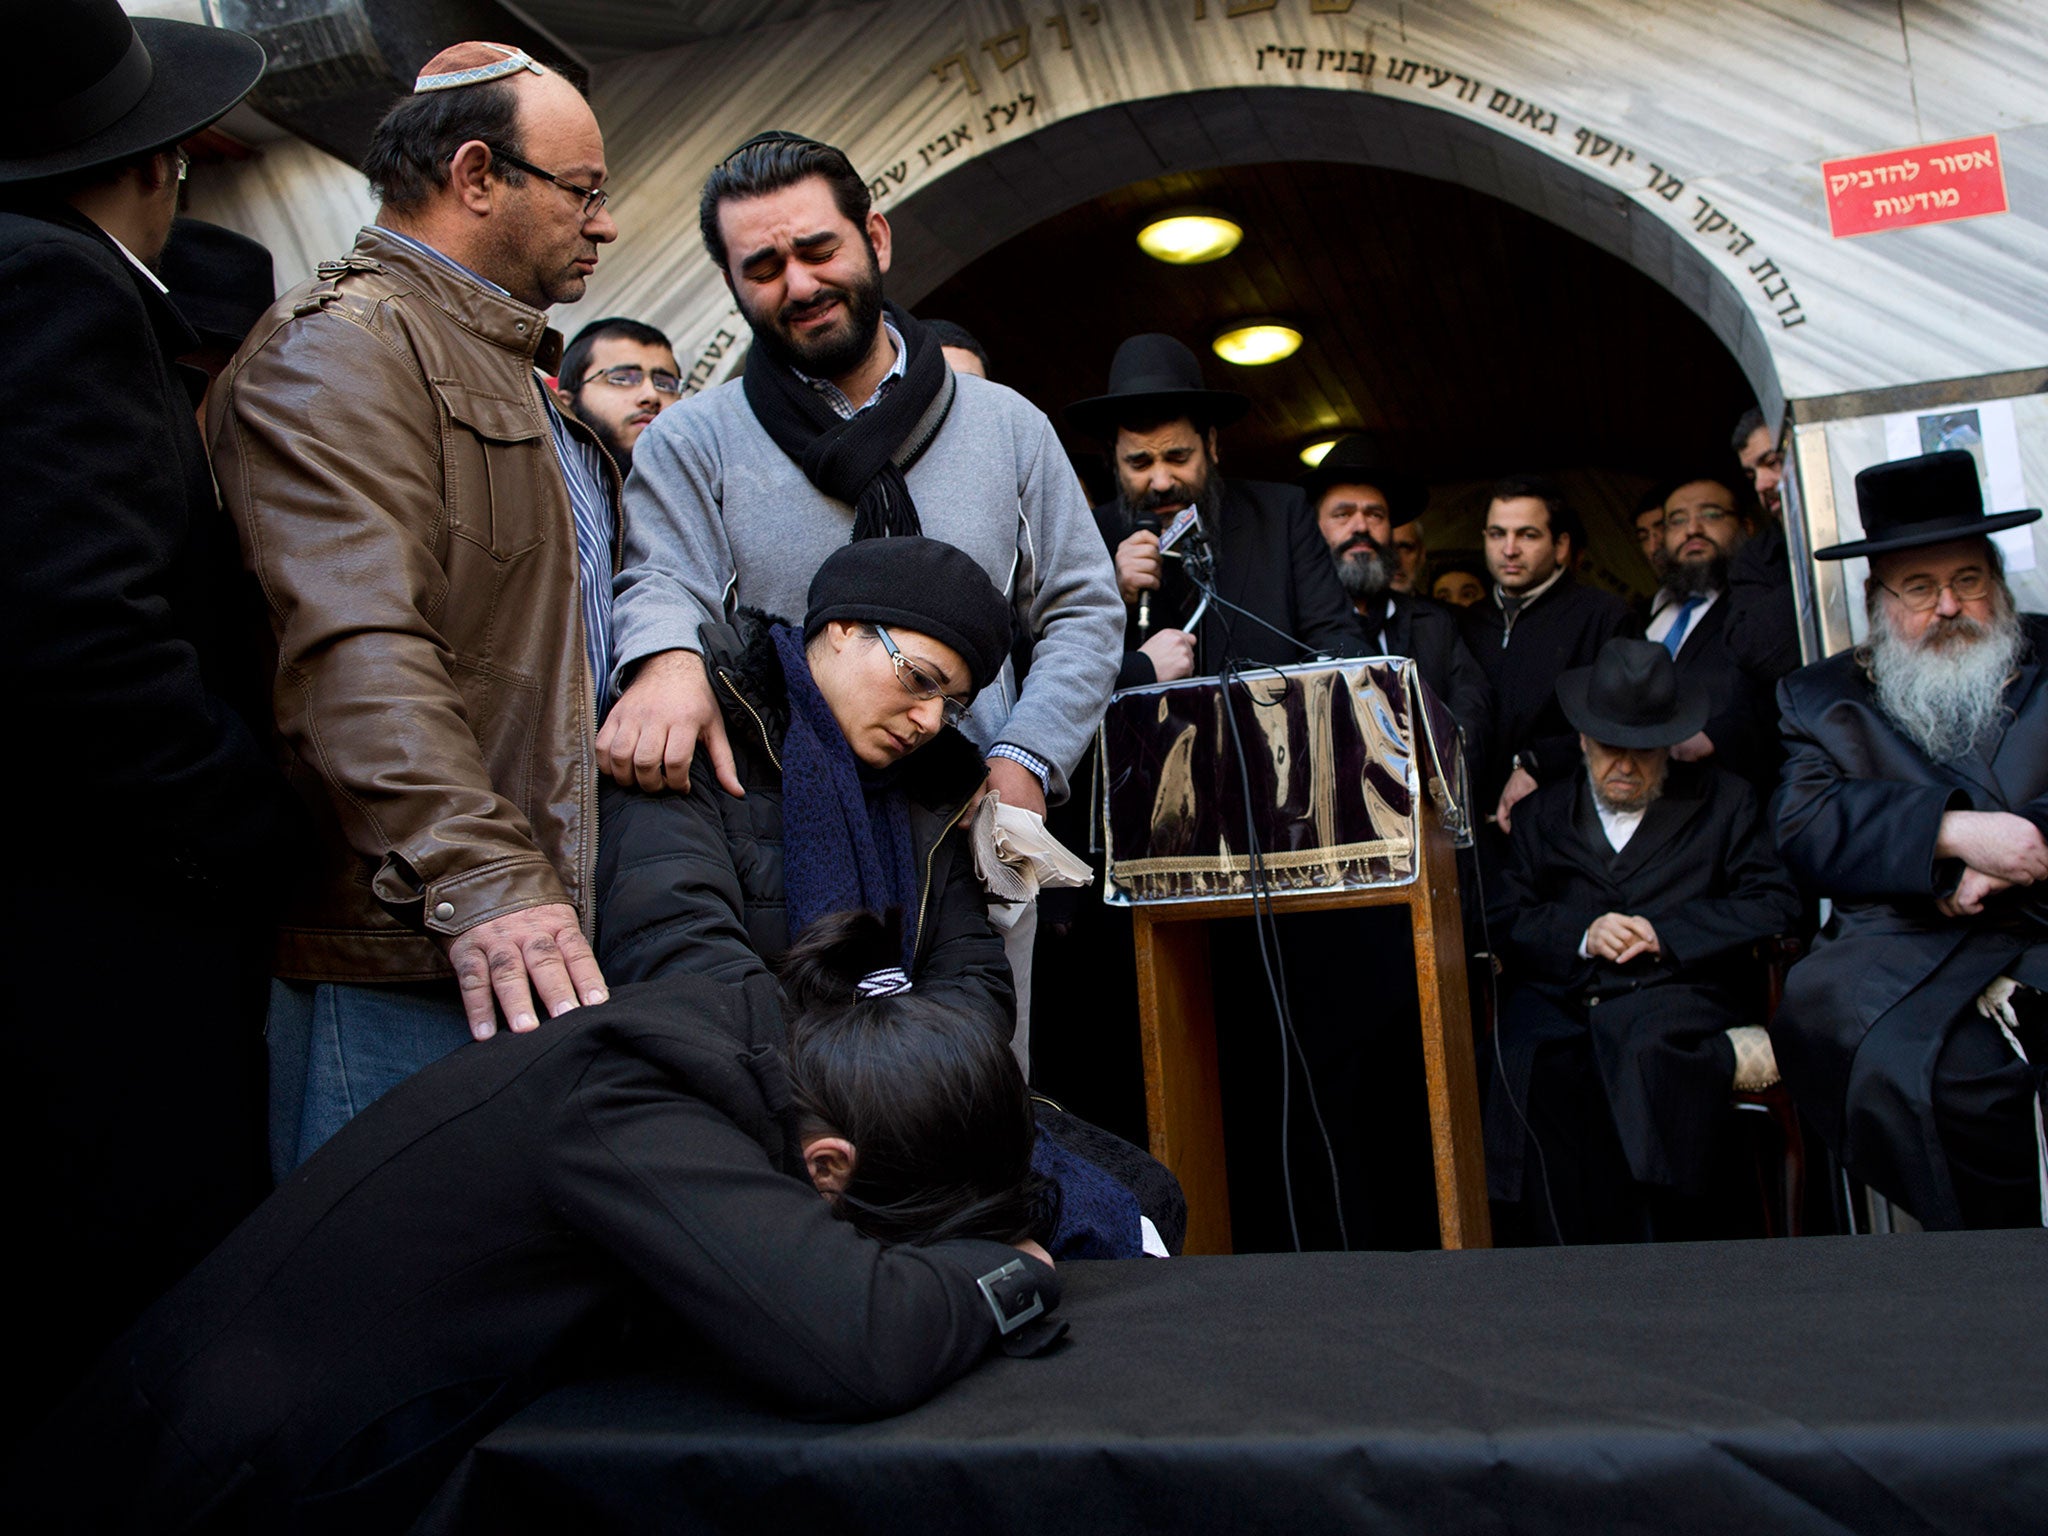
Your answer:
[1645,473,1774,786]
[1067,333,1364,689]
[556,315,680,470]
[1774,451,2048,1231]
[1305,433,1490,786]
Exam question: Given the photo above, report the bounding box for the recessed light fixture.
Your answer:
[1212,321,1302,367]
[1136,210,1243,265]
[1299,438,1341,468]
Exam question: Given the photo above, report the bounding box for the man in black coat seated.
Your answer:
[1773,451,2048,1231]
[1068,333,1366,688]
[1643,472,1778,788]
[1487,639,1802,1243]
[0,3,300,1422]
[4,915,1061,1534]
[1304,432,1491,789]
[1457,475,1631,833]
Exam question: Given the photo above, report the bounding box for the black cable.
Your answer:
[1218,655,1350,1252]
[1467,843,1564,1246]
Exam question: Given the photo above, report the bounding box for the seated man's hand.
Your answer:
[1584,911,1661,965]
[597,648,743,796]
[1939,866,2016,919]
[1669,729,1716,763]
[1138,627,1196,682]
[1012,1238,1054,1268]
[1936,809,2048,886]
[1114,530,1162,606]
[445,902,609,1041]
[1493,765,1539,834]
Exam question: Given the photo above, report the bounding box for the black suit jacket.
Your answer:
[0,203,289,877]
[1491,761,1801,1190]
[1098,478,1365,687]
[1723,520,1804,685]
[1655,590,1776,786]
[8,972,1055,1533]
[1772,614,2048,1227]
[1458,573,1631,802]
[1372,592,1491,789]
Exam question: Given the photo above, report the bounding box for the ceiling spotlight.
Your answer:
[1136,210,1243,265]
[1300,438,1341,468]
[1212,321,1302,367]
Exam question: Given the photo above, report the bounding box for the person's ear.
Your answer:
[803,1135,857,1196]
[552,385,578,416]
[1205,427,1222,466]
[867,209,893,275]
[449,139,497,215]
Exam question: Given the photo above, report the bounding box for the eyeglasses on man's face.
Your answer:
[1878,568,1993,612]
[480,145,609,219]
[578,364,682,396]
[874,626,968,726]
[1663,505,1736,534]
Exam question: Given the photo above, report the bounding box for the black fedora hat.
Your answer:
[0,2,265,185]
[1298,433,1428,525]
[1814,450,2040,561]
[161,217,275,352]
[1064,333,1250,440]
[1556,637,1708,750]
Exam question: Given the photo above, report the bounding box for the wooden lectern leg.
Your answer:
[1133,910,1233,1255]
[1411,820,1493,1249]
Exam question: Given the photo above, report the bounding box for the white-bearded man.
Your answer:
[1773,451,2048,1230]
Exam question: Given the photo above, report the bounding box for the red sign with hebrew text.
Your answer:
[1823,134,2007,238]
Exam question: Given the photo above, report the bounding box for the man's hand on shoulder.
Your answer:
[1493,765,1539,834]
[1669,730,1716,763]
[1936,809,2048,886]
[446,902,609,1041]
[598,648,743,796]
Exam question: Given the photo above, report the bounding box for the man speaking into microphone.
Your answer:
[1067,334,1364,684]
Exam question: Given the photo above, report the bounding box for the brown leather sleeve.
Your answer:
[210,300,569,936]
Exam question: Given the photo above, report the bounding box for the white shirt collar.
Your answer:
[108,231,168,294]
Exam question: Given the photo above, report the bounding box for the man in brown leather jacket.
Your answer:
[210,43,621,1172]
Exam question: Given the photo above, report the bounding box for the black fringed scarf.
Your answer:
[743,301,956,540]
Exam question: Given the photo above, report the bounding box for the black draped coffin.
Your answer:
[419,1232,2048,1535]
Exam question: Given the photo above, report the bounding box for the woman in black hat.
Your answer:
[596,536,1017,1039]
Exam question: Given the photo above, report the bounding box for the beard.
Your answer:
[739,244,886,380]
[1332,533,1392,603]
[1868,588,2025,763]
[1116,461,1225,533]
[1589,751,1668,813]
[1664,547,1730,599]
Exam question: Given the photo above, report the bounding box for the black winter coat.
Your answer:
[596,617,1013,1037]
[1772,616,2048,1228]
[1096,478,1366,687]
[1458,572,1631,803]
[4,971,1053,1534]
[1489,761,1802,1193]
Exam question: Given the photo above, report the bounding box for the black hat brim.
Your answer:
[1556,666,1710,750]
[1299,462,1428,525]
[1064,387,1251,440]
[1814,507,2041,561]
[0,19,264,184]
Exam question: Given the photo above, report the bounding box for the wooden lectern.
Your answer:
[1100,659,1491,1255]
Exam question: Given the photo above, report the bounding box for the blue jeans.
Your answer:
[266,979,474,1181]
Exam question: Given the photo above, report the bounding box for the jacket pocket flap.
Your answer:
[432,380,544,443]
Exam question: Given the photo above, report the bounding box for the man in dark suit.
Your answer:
[1068,333,1365,688]
[1304,432,1490,788]
[1774,451,2048,1231]
[0,3,295,1422]
[1644,472,1775,786]
[1457,475,1631,832]
[1726,406,1804,686]
[1488,639,1802,1243]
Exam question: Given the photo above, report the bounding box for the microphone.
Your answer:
[1132,508,1161,637]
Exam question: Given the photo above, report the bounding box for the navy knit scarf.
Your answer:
[773,624,922,969]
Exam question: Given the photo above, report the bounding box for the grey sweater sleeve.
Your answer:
[607,405,732,693]
[989,412,1124,803]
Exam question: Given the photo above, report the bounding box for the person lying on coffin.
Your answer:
[5,913,1062,1535]
[596,535,1017,1040]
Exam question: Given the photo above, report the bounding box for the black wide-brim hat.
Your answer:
[1064,332,1250,441]
[161,216,275,350]
[1815,449,2040,560]
[0,5,265,185]
[1556,637,1708,751]
[1298,433,1428,525]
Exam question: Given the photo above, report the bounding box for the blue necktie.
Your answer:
[1661,596,1703,657]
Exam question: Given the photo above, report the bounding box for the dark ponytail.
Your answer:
[778,911,1057,1247]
